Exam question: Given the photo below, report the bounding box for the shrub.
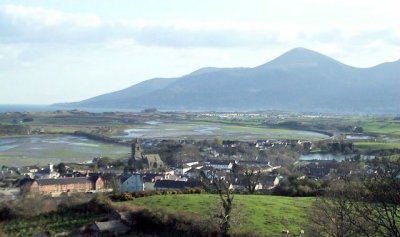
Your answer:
[0,203,16,221]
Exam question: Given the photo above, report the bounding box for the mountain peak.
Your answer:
[258,47,345,69]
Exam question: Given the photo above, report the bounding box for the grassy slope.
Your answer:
[119,194,313,236]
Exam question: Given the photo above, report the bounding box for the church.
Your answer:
[128,139,164,170]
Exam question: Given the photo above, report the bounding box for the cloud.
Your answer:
[0,5,305,49]
[1,4,399,52]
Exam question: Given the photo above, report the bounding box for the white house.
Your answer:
[174,164,192,175]
[119,174,144,192]
[207,160,235,171]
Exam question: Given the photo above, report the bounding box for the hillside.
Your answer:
[118,194,312,236]
[57,48,400,113]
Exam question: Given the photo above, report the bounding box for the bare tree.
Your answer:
[308,158,400,237]
[243,168,262,194]
[201,170,234,237]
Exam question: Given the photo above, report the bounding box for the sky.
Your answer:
[0,0,399,104]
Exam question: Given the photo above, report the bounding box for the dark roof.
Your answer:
[186,168,201,174]
[35,177,97,186]
[207,159,235,166]
[154,180,201,189]
[142,173,161,182]
[260,175,278,185]
[37,168,51,175]
[237,160,270,165]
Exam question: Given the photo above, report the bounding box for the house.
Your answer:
[141,172,163,191]
[222,140,239,148]
[174,164,192,175]
[185,167,202,179]
[237,160,281,172]
[299,160,338,179]
[34,163,59,179]
[141,173,163,182]
[260,175,280,190]
[20,176,104,195]
[17,165,40,178]
[119,174,144,192]
[154,180,202,190]
[207,160,235,171]
[302,141,313,150]
[231,174,262,192]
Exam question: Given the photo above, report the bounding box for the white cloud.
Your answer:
[0,4,399,53]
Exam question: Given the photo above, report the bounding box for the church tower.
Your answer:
[129,138,142,168]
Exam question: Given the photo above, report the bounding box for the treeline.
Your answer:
[267,121,334,137]
[273,176,329,197]
[307,158,400,236]
[0,124,30,135]
[315,140,354,154]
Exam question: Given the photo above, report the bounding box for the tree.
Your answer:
[308,181,366,237]
[201,170,234,237]
[243,168,262,194]
[97,157,111,168]
[308,158,400,237]
[56,162,67,175]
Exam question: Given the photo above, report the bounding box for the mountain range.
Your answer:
[57,48,400,113]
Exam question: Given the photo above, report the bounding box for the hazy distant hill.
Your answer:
[57,48,400,113]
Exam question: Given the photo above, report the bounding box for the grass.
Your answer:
[118,194,313,236]
[1,212,105,237]
[354,141,400,150]
[361,119,400,136]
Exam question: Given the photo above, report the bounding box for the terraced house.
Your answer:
[20,176,105,195]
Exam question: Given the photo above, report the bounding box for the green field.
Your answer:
[119,194,313,236]
[361,119,400,136]
[354,141,400,150]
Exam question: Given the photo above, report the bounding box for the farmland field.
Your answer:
[119,194,313,236]
[360,119,400,136]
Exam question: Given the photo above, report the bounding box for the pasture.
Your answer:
[120,194,313,236]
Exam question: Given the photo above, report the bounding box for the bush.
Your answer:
[0,203,16,221]
[129,208,219,237]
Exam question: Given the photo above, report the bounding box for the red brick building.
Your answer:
[21,176,104,194]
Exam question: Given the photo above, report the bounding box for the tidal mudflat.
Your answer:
[0,135,129,166]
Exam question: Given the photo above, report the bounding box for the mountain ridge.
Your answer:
[56,48,400,114]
